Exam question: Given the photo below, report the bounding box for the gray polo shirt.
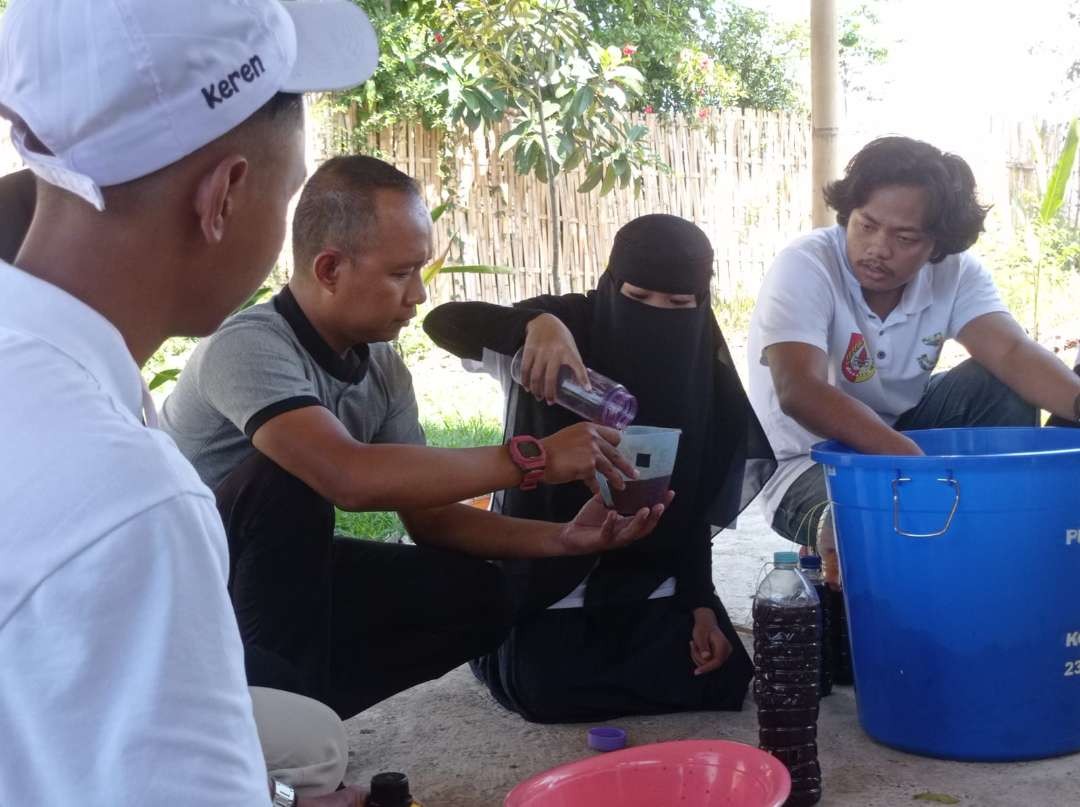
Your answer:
[161,287,424,490]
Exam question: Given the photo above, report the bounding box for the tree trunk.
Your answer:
[535,94,561,294]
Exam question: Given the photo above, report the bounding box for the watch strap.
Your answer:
[271,780,297,807]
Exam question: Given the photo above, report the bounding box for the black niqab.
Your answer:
[497,215,775,613]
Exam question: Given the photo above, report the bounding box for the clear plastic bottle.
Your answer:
[798,555,833,698]
[366,772,424,807]
[510,347,637,429]
[754,551,822,807]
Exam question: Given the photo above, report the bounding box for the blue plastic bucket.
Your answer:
[811,427,1080,761]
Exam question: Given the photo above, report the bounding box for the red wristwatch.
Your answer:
[507,435,546,491]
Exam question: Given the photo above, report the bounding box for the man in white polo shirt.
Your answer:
[0,1,380,805]
[749,136,1080,573]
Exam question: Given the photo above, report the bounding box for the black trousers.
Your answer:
[1046,365,1080,427]
[215,451,513,719]
[772,358,1040,544]
[471,593,754,724]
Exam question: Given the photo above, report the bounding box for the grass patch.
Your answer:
[335,415,503,540]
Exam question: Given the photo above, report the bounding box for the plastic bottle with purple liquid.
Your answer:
[510,347,637,429]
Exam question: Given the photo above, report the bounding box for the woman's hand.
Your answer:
[518,313,589,403]
[689,607,733,676]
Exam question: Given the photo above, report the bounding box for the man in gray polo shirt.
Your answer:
[162,155,670,720]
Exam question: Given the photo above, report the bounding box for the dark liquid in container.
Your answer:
[609,475,671,515]
[828,587,854,686]
[753,600,822,806]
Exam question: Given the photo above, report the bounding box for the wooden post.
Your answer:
[811,0,840,228]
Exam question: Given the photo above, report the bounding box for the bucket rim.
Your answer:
[810,426,1080,467]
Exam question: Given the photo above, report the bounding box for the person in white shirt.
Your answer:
[748,136,1080,579]
[0,1,381,805]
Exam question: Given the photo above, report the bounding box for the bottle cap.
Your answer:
[799,555,822,570]
[369,772,411,807]
[587,726,628,752]
[774,551,799,565]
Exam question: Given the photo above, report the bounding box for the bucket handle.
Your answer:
[892,475,960,538]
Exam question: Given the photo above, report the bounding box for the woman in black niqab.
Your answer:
[424,214,775,723]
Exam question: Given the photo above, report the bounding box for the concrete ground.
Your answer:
[342,507,1080,806]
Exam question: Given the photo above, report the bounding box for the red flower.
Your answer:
[434,32,444,44]
[622,44,637,57]
[698,108,709,119]
[644,105,654,114]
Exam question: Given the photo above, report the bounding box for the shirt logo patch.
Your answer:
[841,332,876,383]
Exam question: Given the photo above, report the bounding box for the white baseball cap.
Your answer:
[0,0,379,211]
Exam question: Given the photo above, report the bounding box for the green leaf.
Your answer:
[600,163,617,195]
[421,236,456,285]
[563,147,585,172]
[627,124,648,142]
[148,368,181,391]
[498,132,524,158]
[568,86,595,119]
[605,84,627,108]
[517,141,545,176]
[434,263,514,275]
[1039,119,1078,225]
[460,86,482,112]
[578,163,604,193]
[430,202,451,224]
[488,88,509,111]
[912,794,960,805]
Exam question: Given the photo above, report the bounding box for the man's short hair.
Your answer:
[824,136,991,263]
[292,155,421,271]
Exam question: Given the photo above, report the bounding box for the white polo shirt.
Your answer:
[747,226,1008,522]
[0,264,267,805]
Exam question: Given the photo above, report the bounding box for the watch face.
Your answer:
[518,440,542,459]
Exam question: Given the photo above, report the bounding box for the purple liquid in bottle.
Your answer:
[511,349,637,429]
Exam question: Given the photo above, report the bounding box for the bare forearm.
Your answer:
[400,503,565,558]
[990,340,1080,421]
[338,444,521,511]
[781,380,920,455]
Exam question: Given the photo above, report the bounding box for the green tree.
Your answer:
[573,0,796,113]
[343,0,802,130]
[431,0,661,294]
[837,3,890,109]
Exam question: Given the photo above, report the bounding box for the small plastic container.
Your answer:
[510,347,637,429]
[595,425,681,514]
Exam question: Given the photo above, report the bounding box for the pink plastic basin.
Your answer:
[504,740,791,807]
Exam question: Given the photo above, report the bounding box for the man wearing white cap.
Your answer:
[0,1,380,805]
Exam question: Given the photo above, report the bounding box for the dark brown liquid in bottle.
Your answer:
[753,600,823,806]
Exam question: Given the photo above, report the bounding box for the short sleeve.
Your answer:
[947,253,1009,339]
[198,322,322,438]
[371,350,426,447]
[0,495,268,805]
[753,247,836,363]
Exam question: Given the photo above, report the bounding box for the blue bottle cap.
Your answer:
[774,551,799,565]
[799,555,822,570]
[587,726,628,752]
